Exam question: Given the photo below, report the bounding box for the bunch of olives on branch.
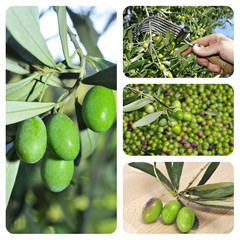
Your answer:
[142,198,195,233]
[15,86,115,192]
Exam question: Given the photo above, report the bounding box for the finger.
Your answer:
[191,34,217,46]
[180,46,192,56]
[207,62,223,74]
[193,44,220,58]
[197,57,223,74]
[197,57,209,67]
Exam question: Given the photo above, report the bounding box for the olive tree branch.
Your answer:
[182,162,211,192]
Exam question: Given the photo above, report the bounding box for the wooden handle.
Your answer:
[207,55,234,74]
[197,44,234,74]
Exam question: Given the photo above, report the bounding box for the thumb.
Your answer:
[192,44,219,57]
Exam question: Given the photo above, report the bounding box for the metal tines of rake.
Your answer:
[134,15,191,44]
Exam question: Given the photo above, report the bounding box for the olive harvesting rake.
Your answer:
[134,16,233,74]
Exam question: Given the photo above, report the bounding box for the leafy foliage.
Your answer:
[123,6,233,78]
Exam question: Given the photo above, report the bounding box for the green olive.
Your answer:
[142,198,163,223]
[172,100,181,108]
[159,118,168,127]
[174,110,184,120]
[144,104,155,114]
[82,86,115,132]
[183,112,192,122]
[176,206,195,233]
[161,200,181,224]
[172,125,181,135]
[15,116,47,164]
[47,114,80,161]
[41,150,74,192]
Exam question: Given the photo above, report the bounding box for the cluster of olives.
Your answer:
[142,198,195,233]
[15,86,115,192]
[123,84,234,156]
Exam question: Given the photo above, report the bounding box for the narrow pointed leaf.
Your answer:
[82,65,116,90]
[165,162,174,184]
[123,95,139,106]
[172,162,184,190]
[6,146,20,207]
[128,162,173,191]
[6,6,58,69]
[6,57,30,74]
[87,56,115,70]
[6,101,56,125]
[133,111,164,127]
[123,98,153,112]
[198,162,220,185]
[186,182,233,198]
[189,199,233,209]
[57,6,72,68]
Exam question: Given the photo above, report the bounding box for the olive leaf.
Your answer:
[82,65,116,90]
[6,145,20,207]
[185,198,234,210]
[123,98,153,112]
[123,95,139,106]
[165,162,184,191]
[124,59,149,72]
[6,56,30,74]
[203,111,218,116]
[56,6,72,68]
[198,162,220,185]
[6,6,58,69]
[128,162,174,191]
[86,56,115,70]
[132,111,164,127]
[186,182,233,199]
[6,101,56,125]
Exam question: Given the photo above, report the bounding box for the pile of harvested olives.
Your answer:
[142,198,195,233]
[123,84,234,156]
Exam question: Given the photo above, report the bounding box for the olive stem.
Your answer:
[183,162,211,192]
[158,191,176,199]
[38,72,54,102]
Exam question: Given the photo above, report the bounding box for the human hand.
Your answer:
[181,33,234,74]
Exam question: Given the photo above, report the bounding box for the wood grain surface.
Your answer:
[123,162,234,234]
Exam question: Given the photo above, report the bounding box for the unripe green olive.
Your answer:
[161,200,181,224]
[172,100,181,108]
[144,104,155,114]
[41,150,74,192]
[172,125,181,135]
[142,198,163,223]
[176,206,195,233]
[183,112,192,122]
[15,116,47,164]
[82,86,115,132]
[159,118,168,127]
[47,114,80,161]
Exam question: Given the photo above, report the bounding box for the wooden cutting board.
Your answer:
[123,162,234,234]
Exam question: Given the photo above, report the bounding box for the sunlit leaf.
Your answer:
[6,56,30,74]
[123,98,153,112]
[6,6,58,69]
[133,111,164,127]
[6,101,56,125]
